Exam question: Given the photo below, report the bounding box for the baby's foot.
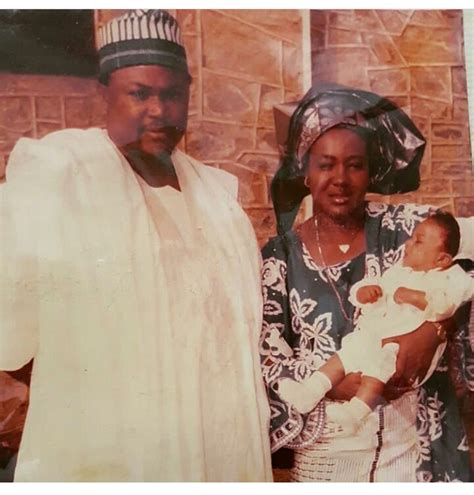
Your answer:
[361,343,399,383]
[325,397,372,434]
[277,372,332,414]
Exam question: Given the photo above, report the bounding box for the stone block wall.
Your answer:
[311,9,474,216]
[0,75,106,178]
[175,9,306,245]
[2,10,472,236]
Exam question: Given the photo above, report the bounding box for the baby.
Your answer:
[278,212,474,432]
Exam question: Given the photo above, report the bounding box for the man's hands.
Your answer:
[357,285,383,304]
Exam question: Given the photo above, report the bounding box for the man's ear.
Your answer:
[437,252,453,269]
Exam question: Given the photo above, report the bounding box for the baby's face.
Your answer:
[403,220,446,271]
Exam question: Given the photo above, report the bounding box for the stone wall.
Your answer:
[175,9,306,245]
[311,9,473,216]
[1,10,472,237]
[0,75,106,179]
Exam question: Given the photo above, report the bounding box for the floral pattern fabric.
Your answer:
[260,201,473,482]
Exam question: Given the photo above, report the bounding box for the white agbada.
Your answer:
[0,128,272,481]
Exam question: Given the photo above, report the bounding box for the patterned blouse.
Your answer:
[261,202,473,482]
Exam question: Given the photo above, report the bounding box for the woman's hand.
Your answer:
[326,372,362,401]
[382,379,413,401]
[382,320,450,390]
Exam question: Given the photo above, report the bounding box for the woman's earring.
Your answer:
[304,176,309,188]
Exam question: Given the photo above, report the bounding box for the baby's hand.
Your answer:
[393,287,427,310]
[357,285,383,304]
[393,287,417,305]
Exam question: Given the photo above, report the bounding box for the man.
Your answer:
[0,10,272,481]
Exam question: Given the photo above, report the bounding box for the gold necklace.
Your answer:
[314,216,354,322]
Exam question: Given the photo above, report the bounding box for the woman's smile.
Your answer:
[328,192,351,204]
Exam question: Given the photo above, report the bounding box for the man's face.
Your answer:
[105,65,190,156]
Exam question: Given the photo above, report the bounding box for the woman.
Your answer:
[261,83,473,482]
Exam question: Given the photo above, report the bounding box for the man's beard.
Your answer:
[122,146,176,176]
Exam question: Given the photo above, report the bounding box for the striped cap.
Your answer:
[97,9,189,83]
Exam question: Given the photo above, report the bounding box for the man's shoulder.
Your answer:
[202,165,238,197]
[6,128,107,184]
[12,128,105,156]
[177,151,239,198]
[37,127,105,147]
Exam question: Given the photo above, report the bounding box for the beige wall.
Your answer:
[311,9,473,216]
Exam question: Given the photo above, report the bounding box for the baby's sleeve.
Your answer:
[348,275,382,308]
[424,266,474,322]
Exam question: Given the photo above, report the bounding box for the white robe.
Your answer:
[0,128,272,481]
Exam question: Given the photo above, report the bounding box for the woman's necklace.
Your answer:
[314,216,355,322]
[336,226,360,253]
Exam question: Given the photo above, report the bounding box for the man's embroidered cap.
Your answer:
[97,9,189,83]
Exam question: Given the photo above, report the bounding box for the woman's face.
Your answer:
[306,127,370,221]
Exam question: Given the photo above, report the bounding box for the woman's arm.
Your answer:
[260,251,308,391]
[261,249,363,410]
[382,319,449,388]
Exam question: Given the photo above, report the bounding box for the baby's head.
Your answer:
[403,211,460,272]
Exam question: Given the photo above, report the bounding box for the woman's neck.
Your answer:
[298,207,366,266]
[313,208,365,235]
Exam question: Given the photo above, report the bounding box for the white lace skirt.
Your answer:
[291,392,418,482]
